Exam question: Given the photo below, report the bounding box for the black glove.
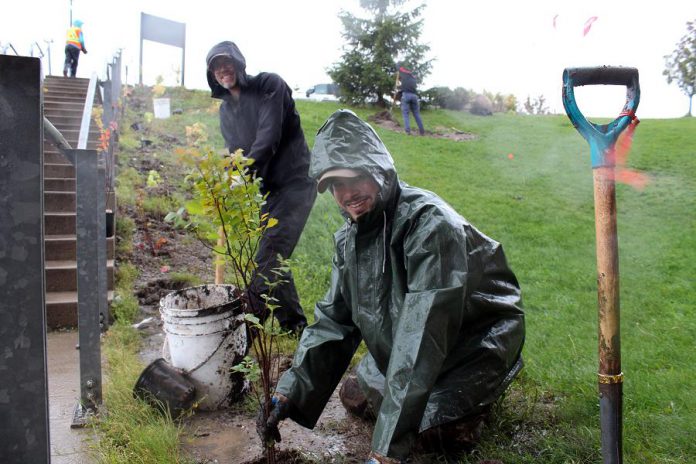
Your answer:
[82,47,88,54]
[256,395,291,446]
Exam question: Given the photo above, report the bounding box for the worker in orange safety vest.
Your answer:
[63,20,87,78]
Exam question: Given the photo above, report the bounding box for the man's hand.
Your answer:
[81,47,88,54]
[256,394,291,446]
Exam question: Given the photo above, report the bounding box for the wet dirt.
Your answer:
[179,390,373,464]
[368,110,477,142]
[136,319,372,463]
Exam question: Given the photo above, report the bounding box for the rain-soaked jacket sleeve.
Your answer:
[275,246,362,428]
[372,207,471,458]
[245,73,287,182]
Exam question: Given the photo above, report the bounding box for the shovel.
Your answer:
[562,66,640,464]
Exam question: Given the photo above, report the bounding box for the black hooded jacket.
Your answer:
[206,41,312,193]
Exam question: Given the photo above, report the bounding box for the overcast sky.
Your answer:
[3,0,695,118]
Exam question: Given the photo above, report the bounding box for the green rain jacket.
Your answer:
[276,110,525,459]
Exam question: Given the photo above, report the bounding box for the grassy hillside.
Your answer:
[141,88,695,463]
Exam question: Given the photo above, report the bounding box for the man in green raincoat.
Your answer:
[260,110,525,463]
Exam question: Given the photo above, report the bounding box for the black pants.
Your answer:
[246,180,316,331]
[63,45,80,77]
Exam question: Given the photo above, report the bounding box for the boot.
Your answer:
[418,406,491,454]
[339,375,374,420]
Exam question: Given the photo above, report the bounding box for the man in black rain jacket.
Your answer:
[206,41,315,332]
[259,110,525,462]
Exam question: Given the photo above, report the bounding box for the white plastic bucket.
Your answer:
[160,284,247,410]
[153,98,171,119]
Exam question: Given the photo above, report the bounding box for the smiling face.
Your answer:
[329,172,380,221]
[211,57,238,90]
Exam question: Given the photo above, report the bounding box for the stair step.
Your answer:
[43,106,85,116]
[46,130,102,147]
[44,163,75,178]
[45,259,115,292]
[52,127,101,137]
[44,191,75,213]
[45,234,115,261]
[44,114,84,127]
[44,235,76,261]
[44,100,87,108]
[44,95,88,103]
[45,75,91,83]
[44,151,74,165]
[45,290,116,304]
[45,290,115,328]
[45,212,75,235]
[43,85,89,93]
[45,177,76,191]
[44,142,101,152]
[45,290,115,307]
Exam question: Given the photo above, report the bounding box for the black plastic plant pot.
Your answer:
[133,358,196,419]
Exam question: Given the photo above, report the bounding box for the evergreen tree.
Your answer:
[329,0,432,106]
[663,19,696,116]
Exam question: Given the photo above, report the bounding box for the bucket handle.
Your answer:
[562,66,640,168]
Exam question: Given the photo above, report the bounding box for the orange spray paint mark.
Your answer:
[606,115,650,190]
[583,16,598,36]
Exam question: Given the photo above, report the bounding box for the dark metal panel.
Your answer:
[0,55,51,463]
[72,149,103,417]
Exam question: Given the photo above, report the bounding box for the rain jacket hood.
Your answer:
[277,111,525,459]
[311,109,399,225]
[206,40,248,98]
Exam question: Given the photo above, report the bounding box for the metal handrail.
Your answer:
[30,41,44,58]
[78,73,98,149]
[0,42,19,55]
[43,117,72,151]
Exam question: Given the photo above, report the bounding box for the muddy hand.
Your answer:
[256,395,291,445]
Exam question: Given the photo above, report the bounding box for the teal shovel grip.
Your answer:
[562,66,640,168]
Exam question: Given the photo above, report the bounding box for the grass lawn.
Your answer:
[131,90,695,463]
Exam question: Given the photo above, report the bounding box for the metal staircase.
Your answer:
[43,76,114,328]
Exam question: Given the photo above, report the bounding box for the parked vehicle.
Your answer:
[305,83,340,102]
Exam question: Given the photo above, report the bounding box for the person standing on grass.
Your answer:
[205,40,315,334]
[397,64,425,135]
[63,19,87,78]
[258,109,525,463]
